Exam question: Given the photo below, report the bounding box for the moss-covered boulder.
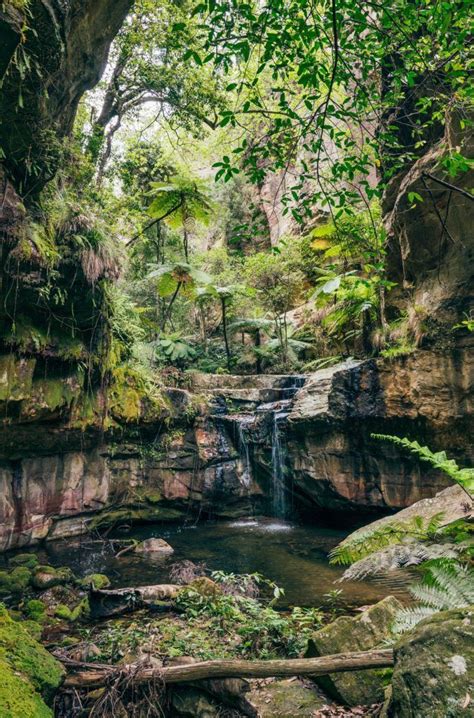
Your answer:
[247,678,326,716]
[0,657,53,718]
[31,565,75,590]
[24,599,47,622]
[134,538,174,554]
[170,686,220,717]
[54,597,90,623]
[10,553,39,570]
[390,606,474,717]
[188,577,222,598]
[305,596,402,706]
[78,573,111,590]
[0,566,32,594]
[0,604,64,717]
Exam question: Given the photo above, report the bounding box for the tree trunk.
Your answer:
[165,282,183,328]
[62,649,394,689]
[255,329,262,374]
[221,297,231,371]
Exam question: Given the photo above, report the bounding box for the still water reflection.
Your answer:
[7,517,411,608]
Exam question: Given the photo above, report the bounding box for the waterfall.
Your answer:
[209,373,306,518]
[237,419,253,486]
[271,411,289,518]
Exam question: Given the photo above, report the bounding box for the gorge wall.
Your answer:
[1,339,471,551]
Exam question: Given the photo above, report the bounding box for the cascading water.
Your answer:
[210,374,306,518]
[271,410,289,518]
[268,376,305,518]
[236,417,254,486]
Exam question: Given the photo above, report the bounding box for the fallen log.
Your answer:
[89,584,180,619]
[62,648,394,688]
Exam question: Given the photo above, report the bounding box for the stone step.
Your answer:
[187,371,306,392]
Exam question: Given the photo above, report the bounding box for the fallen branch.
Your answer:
[62,648,394,688]
[89,584,180,618]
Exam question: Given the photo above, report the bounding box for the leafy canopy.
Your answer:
[191,0,473,218]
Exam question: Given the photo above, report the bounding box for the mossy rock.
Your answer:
[0,657,53,718]
[31,565,75,590]
[0,604,64,716]
[145,491,163,505]
[247,678,326,717]
[55,597,89,623]
[305,596,402,706]
[24,599,46,622]
[22,620,43,641]
[0,566,32,594]
[10,553,39,570]
[188,577,222,598]
[89,505,185,530]
[170,687,220,717]
[54,604,73,621]
[390,606,474,717]
[78,573,111,590]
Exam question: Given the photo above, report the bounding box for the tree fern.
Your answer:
[372,434,474,498]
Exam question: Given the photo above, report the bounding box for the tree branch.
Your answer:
[126,201,183,246]
[61,648,394,689]
[421,172,474,202]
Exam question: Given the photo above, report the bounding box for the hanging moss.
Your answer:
[0,354,35,402]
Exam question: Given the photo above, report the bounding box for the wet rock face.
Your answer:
[0,342,472,548]
[286,346,473,511]
[390,607,474,718]
[0,414,261,550]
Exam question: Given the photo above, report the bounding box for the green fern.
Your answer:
[340,540,462,581]
[393,560,474,633]
[330,513,445,566]
[372,434,474,498]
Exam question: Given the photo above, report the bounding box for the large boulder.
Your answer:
[134,538,174,554]
[390,606,474,717]
[305,596,402,706]
[170,687,220,717]
[247,678,326,717]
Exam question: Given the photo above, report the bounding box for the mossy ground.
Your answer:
[0,604,64,717]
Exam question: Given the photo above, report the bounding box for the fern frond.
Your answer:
[409,583,457,610]
[393,562,474,634]
[393,606,436,634]
[427,564,474,604]
[340,541,461,581]
[372,434,474,498]
[330,514,446,566]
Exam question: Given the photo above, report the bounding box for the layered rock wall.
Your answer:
[287,343,473,511]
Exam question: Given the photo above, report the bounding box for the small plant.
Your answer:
[156,334,196,364]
